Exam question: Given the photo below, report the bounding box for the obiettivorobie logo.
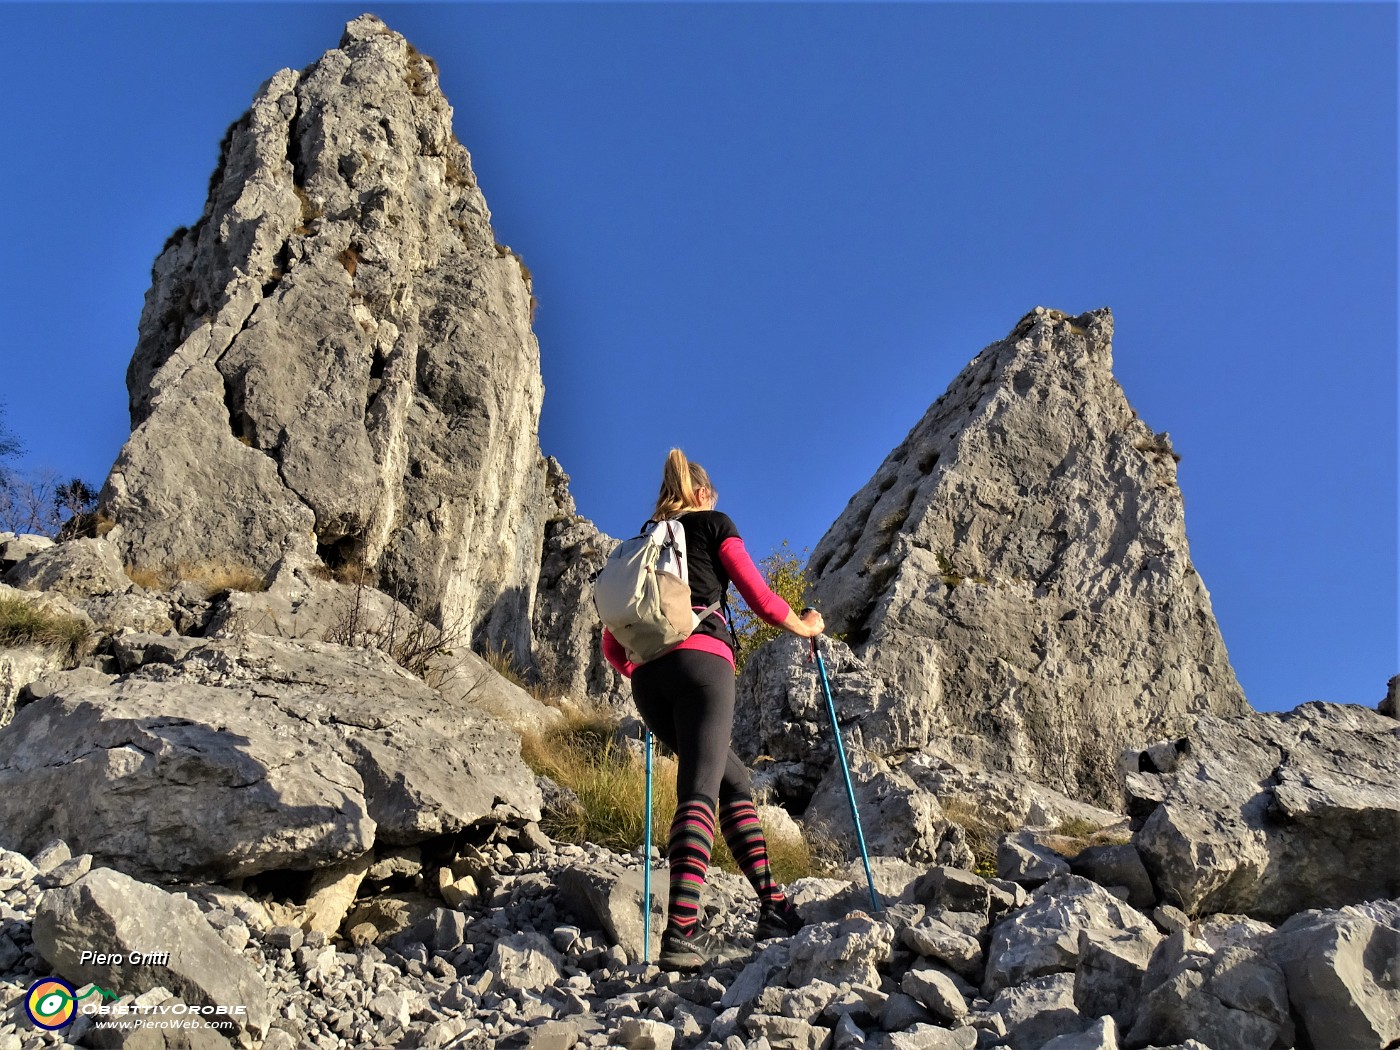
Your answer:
[24,979,119,1030]
[23,976,249,1033]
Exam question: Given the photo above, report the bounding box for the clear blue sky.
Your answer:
[2,3,1395,714]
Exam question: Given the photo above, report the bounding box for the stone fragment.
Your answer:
[906,866,993,917]
[31,867,271,1041]
[747,1014,828,1050]
[1,644,67,730]
[367,847,423,882]
[721,942,793,1009]
[614,1017,674,1050]
[1193,914,1274,953]
[1151,905,1190,937]
[31,839,72,873]
[979,972,1085,1050]
[879,992,933,1032]
[0,533,54,567]
[900,968,969,1022]
[484,933,563,994]
[1038,1015,1119,1050]
[901,916,984,980]
[344,892,439,943]
[832,1012,867,1049]
[997,831,1071,887]
[882,1024,979,1049]
[805,752,967,866]
[302,853,371,934]
[1072,928,1156,1027]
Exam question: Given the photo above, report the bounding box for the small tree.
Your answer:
[55,478,99,521]
[0,403,20,464]
[730,540,811,672]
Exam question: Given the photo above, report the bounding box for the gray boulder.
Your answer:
[984,875,1160,996]
[2,537,131,599]
[1125,931,1293,1050]
[1040,1016,1120,1050]
[1,644,65,730]
[1267,901,1400,1050]
[555,860,663,964]
[0,635,540,881]
[900,916,985,981]
[1070,844,1156,911]
[978,972,1086,1050]
[997,830,1072,887]
[786,915,896,990]
[101,15,552,663]
[1073,927,1160,1028]
[0,533,54,569]
[804,751,969,867]
[806,307,1246,807]
[31,867,271,1044]
[1129,702,1400,919]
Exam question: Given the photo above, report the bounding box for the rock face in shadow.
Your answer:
[101,15,548,659]
[806,307,1246,805]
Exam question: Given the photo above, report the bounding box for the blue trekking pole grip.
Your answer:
[643,729,654,964]
[808,629,882,913]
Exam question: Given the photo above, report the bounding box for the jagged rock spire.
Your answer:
[102,15,546,653]
[807,307,1247,804]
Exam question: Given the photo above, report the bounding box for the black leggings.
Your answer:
[630,648,753,805]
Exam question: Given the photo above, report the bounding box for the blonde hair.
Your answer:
[652,448,715,520]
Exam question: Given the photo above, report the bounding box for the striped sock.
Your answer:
[719,797,784,906]
[666,795,717,935]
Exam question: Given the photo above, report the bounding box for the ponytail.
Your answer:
[652,448,715,520]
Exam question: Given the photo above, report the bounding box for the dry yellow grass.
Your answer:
[123,561,268,597]
[0,595,91,666]
[521,705,828,881]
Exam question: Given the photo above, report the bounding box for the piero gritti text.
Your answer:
[79,950,171,966]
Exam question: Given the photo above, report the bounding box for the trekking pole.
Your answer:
[642,729,654,964]
[808,627,882,913]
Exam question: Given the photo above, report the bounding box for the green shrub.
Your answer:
[0,596,90,666]
[732,541,810,672]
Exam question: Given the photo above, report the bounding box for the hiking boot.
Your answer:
[658,925,748,971]
[755,898,806,940]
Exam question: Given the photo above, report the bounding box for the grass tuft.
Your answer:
[940,796,1015,880]
[0,596,91,666]
[124,562,268,598]
[521,708,830,881]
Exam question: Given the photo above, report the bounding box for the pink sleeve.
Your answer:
[719,536,793,628]
[602,628,637,679]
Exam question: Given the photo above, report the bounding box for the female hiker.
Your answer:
[601,448,825,970]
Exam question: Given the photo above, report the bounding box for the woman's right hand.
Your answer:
[795,607,825,638]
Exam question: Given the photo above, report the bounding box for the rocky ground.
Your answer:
[3,806,1398,1050]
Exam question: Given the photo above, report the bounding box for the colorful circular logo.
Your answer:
[25,979,77,1030]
